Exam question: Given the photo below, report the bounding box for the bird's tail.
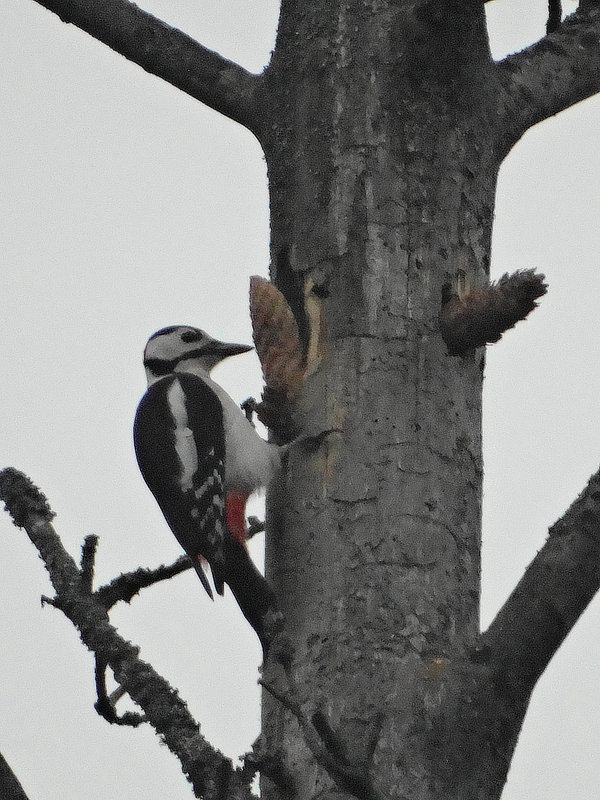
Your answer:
[191,555,215,600]
[210,563,226,597]
[222,537,283,655]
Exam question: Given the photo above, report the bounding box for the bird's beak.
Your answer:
[211,338,253,358]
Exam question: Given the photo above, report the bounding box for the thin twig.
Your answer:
[95,555,193,609]
[259,672,382,800]
[247,517,266,539]
[0,468,257,800]
[95,519,266,607]
[94,655,145,727]
[547,0,562,33]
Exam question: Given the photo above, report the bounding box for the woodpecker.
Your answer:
[134,325,282,651]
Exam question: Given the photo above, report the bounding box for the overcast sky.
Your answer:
[1,1,599,798]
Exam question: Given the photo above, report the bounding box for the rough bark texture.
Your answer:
[0,469,255,800]
[496,3,600,153]
[257,4,503,799]
[6,1,600,799]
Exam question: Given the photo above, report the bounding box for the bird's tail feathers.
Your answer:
[211,563,226,597]
[223,537,282,654]
[191,556,215,600]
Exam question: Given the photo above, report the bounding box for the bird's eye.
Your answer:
[181,330,203,343]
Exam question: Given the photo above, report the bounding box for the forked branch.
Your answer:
[28,0,263,133]
[0,468,256,800]
[94,534,266,609]
[495,4,600,152]
[482,466,600,700]
[95,555,193,609]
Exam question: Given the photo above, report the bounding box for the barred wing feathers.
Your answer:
[133,373,227,597]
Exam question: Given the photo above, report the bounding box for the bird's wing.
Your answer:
[133,373,227,597]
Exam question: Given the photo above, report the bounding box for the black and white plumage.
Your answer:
[133,325,282,651]
[134,371,228,597]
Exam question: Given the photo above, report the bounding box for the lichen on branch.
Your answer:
[0,467,55,527]
[0,467,257,800]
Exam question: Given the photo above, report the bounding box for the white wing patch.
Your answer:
[166,378,198,491]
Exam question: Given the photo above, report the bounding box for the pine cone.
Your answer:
[440,269,547,355]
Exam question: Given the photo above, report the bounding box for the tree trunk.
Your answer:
[259,3,512,799]
[6,2,600,799]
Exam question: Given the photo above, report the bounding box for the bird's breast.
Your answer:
[222,408,280,491]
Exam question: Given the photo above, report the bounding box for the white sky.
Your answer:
[1,1,599,798]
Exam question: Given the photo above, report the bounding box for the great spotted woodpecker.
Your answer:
[133,325,282,651]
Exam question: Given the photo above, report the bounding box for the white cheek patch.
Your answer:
[166,379,198,492]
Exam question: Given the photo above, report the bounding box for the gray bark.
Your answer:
[6,1,600,799]
[496,3,600,152]
[259,4,495,799]
[254,3,600,799]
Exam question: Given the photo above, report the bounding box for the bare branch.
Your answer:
[481,467,600,700]
[95,555,192,610]
[95,537,281,655]
[29,0,264,133]
[495,5,600,151]
[0,468,256,800]
[95,531,269,609]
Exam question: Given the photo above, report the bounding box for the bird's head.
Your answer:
[143,325,253,385]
